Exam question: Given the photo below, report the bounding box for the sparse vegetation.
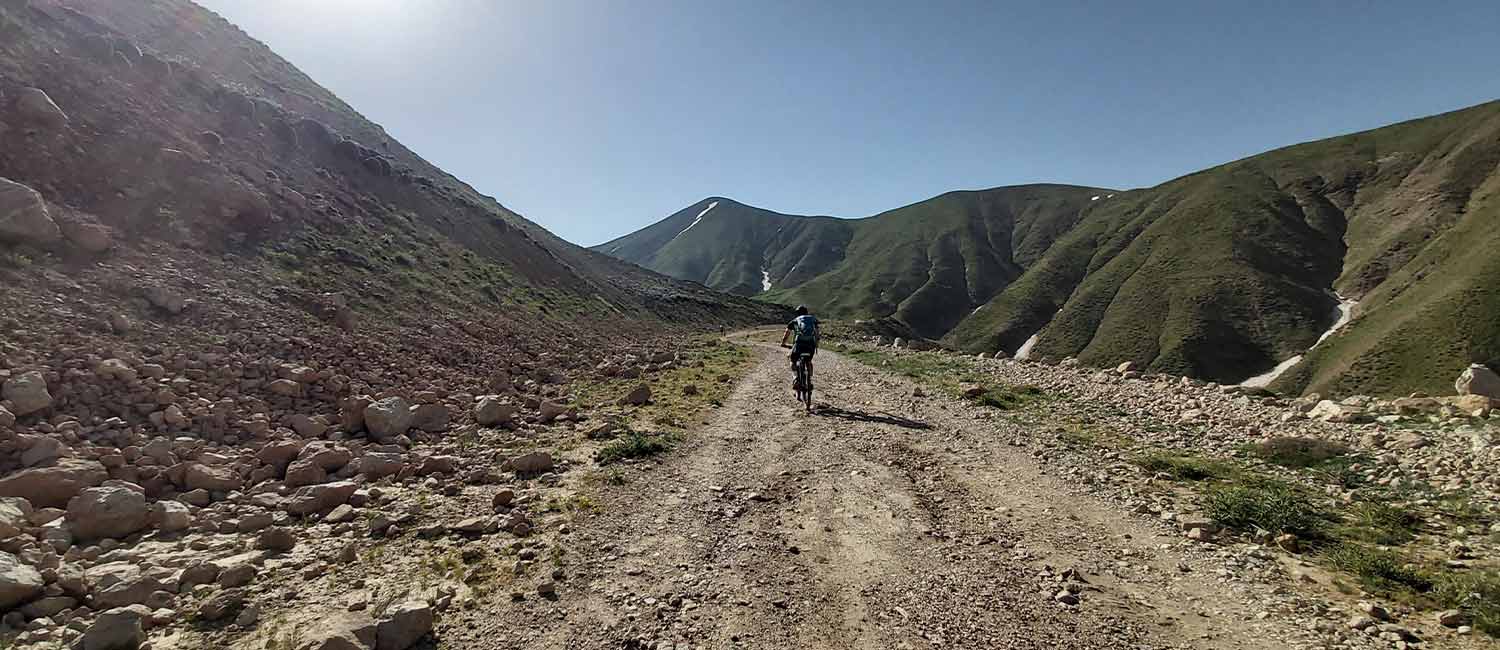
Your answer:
[595,431,675,464]
[1343,502,1422,546]
[1246,436,1351,468]
[843,348,1048,409]
[1324,544,1433,594]
[1135,452,1238,481]
[1203,479,1328,540]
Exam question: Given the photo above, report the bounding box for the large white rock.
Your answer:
[1456,363,1500,399]
[376,600,434,650]
[0,177,60,245]
[67,485,151,541]
[363,397,413,439]
[473,396,514,426]
[2,370,53,416]
[0,550,44,610]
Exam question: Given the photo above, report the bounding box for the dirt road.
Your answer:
[450,340,1323,649]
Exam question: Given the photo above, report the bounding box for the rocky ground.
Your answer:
[3,325,1498,649]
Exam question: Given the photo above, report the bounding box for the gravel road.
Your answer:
[444,340,1326,649]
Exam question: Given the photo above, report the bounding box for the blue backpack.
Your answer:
[792,315,820,346]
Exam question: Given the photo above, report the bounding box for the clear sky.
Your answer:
[194,0,1500,246]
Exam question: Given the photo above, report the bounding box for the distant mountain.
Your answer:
[594,185,1109,337]
[597,101,1500,396]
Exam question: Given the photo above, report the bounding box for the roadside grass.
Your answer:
[1055,421,1134,450]
[1244,436,1352,469]
[1202,478,1331,541]
[1134,452,1239,481]
[573,338,754,433]
[843,347,1047,410]
[1325,544,1434,594]
[595,431,676,465]
[1340,502,1423,546]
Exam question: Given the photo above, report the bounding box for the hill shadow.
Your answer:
[815,406,933,430]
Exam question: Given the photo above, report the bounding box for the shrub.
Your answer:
[595,431,674,465]
[1434,570,1500,636]
[1249,436,1350,468]
[1203,479,1327,539]
[1135,453,1236,481]
[1346,502,1422,546]
[1325,544,1433,594]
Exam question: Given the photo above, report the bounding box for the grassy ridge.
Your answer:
[600,100,1500,395]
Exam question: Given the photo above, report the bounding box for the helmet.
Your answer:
[795,305,809,315]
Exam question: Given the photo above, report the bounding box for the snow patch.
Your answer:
[1090,195,1101,201]
[1015,333,1043,360]
[1241,294,1358,388]
[1015,308,1063,360]
[669,201,718,242]
[761,269,772,292]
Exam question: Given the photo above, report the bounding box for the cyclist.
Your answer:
[780,305,820,389]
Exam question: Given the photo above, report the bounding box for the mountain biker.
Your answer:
[780,305,819,389]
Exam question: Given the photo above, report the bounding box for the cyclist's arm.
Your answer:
[780,328,791,346]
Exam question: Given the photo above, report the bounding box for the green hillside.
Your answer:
[599,101,1500,396]
[948,100,1500,395]
[595,185,1108,338]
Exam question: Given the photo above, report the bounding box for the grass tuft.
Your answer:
[1247,436,1351,468]
[1134,453,1237,481]
[1203,479,1328,539]
[1324,544,1433,594]
[595,431,675,465]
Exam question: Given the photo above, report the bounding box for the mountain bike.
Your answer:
[786,348,814,412]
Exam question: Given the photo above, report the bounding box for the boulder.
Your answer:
[359,452,404,479]
[60,218,113,253]
[283,460,328,488]
[509,451,553,475]
[0,551,43,610]
[142,285,186,314]
[364,397,413,439]
[154,501,191,532]
[410,403,449,432]
[183,463,243,493]
[67,485,151,540]
[0,458,109,508]
[19,435,64,467]
[341,395,374,432]
[286,480,359,515]
[14,87,68,127]
[617,384,651,406]
[255,439,305,470]
[474,397,514,426]
[255,527,296,552]
[1308,400,1367,423]
[0,405,12,428]
[1450,394,1494,417]
[2,370,52,416]
[538,401,567,422]
[0,498,27,539]
[287,414,328,438]
[93,575,165,608]
[303,611,377,650]
[376,601,434,650]
[0,178,60,245]
[79,606,146,650]
[1456,364,1500,399]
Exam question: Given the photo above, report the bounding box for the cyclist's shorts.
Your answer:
[789,341,817,360]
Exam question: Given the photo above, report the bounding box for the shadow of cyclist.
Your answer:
[814,406,933,430]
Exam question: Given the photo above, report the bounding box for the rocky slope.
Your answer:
[601,101,1500,397]
[0,0,781,647]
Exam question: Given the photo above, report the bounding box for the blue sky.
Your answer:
[195,0,1500,246]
